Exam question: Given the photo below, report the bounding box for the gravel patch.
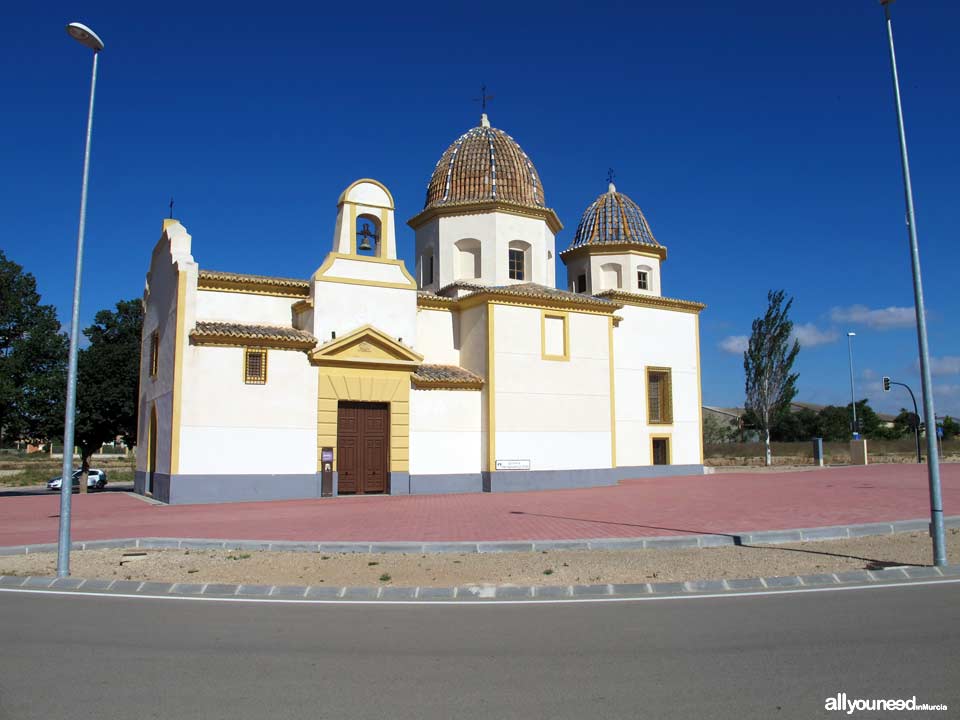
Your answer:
[1,530,956,588]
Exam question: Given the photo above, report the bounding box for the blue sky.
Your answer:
[4,1,959,417]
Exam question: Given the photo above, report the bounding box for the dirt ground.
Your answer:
[2,530,957,587]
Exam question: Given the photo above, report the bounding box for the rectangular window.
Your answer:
[509,248,525,280]
[652,437,670,465]
[149,331,159,378]
[637,271,649,290]
[427,255,434,285]
[647,367,673,424]
[244,348,267,385]
[576,274,587,293]
[541,312,569,361]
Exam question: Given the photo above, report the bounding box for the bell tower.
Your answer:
[310,179,418,345]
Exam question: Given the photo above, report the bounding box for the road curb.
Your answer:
[1,564,959,602]
[0,515,957,557]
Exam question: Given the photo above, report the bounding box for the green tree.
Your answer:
[74,299,143,479]
[893,408,920,436]
[942,416,960,439]
[744,290,800,465]
[703,413,738,444]
[0,251,68,444]
[816,405,850,441]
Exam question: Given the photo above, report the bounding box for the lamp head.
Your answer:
[847,332,856,337]
[66,22,104,52]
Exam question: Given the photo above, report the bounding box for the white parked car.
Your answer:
[47,469,107,491]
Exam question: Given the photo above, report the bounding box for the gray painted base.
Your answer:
[482,464,706,492]
[135,465,706,504]
[408,473,483,495]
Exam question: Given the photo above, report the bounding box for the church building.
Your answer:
[135,113,706,503]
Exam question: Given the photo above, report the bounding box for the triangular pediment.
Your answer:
[310,324,423,368]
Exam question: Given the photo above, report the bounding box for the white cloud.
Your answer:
[790,323,839,348]
[919,356,960,377]
[829,304,915,330]
[719,335,748,354]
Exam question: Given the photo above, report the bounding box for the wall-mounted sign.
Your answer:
[321,448,334,462]
[495,459,530,471]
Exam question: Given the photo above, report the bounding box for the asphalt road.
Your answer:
[0,583,957,720]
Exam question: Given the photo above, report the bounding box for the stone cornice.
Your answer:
[594,290,706,314]
[197,270,310,298]
[559,242,668,263]
[407,200,563,234]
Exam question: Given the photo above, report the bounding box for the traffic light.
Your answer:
[882,376,891,391]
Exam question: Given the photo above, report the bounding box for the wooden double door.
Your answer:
[337,401,389,494]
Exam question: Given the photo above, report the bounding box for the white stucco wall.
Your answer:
[179,345,318,475]
[492,304,612,471]
[414,211,555,290]
[415,308,460,365]
[195,290,296,326]
[409,389,482,475]
[613,305,701,466]
[312,281,417,347]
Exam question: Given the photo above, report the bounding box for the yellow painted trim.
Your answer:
[243,347,268,384]
[594,290,705,314]
[408,200,563,234]
[540,310,570,361]
[379,207,389,259]
[169,271,187,475]
[312,252,417,291]
[487,303,496,472]
[316,366,411,475]
[645,366,674,426]
[337,178,396,210]
[459,293,619,315]
[608,316,617,468]
[695,314,704,465]
[149,331,159,377]
[560,242,668,263]
[650,434,673,466]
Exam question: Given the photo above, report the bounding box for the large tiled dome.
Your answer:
[424,114,545,209]
[569,183,660,250]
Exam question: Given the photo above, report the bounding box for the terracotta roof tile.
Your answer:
[412,364,484,388]
[191,322,317,349]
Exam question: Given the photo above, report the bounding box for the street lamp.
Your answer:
[878,0,946,566]
[846,332,858,438]
[57,22,104,578]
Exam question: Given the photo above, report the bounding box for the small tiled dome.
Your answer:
[425,114,545,209]
[569,183,660,249]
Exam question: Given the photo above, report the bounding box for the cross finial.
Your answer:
[474,84,494,113]
[169,197,174,219]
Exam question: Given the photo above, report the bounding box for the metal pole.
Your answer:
[56,49,99,578]
[847,334,858,437]
[881,2,946,566]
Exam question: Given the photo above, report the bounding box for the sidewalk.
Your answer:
[0,464,956,547]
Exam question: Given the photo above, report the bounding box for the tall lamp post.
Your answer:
[879,0,945,566]
[57,22,104,578]
[846,332,858,438]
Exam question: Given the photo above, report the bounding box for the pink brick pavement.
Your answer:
[1,464,957,547]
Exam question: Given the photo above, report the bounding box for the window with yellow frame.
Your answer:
[541,311,569,361]
[646,367,673,424]
[244,348,268,385]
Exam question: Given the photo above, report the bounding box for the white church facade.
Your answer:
[135,114,706,504]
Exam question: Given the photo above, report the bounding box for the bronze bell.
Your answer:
[358,223,375,252]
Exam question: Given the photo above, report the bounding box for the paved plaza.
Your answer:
[0,464,956,547]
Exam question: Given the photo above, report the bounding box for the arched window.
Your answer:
[355,214,381,257]
[421,246,435,287]
[600,262,622,290]
[508,240,531,281]
[455,238,482,280]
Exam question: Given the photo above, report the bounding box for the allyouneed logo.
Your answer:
[825,693,948,714]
